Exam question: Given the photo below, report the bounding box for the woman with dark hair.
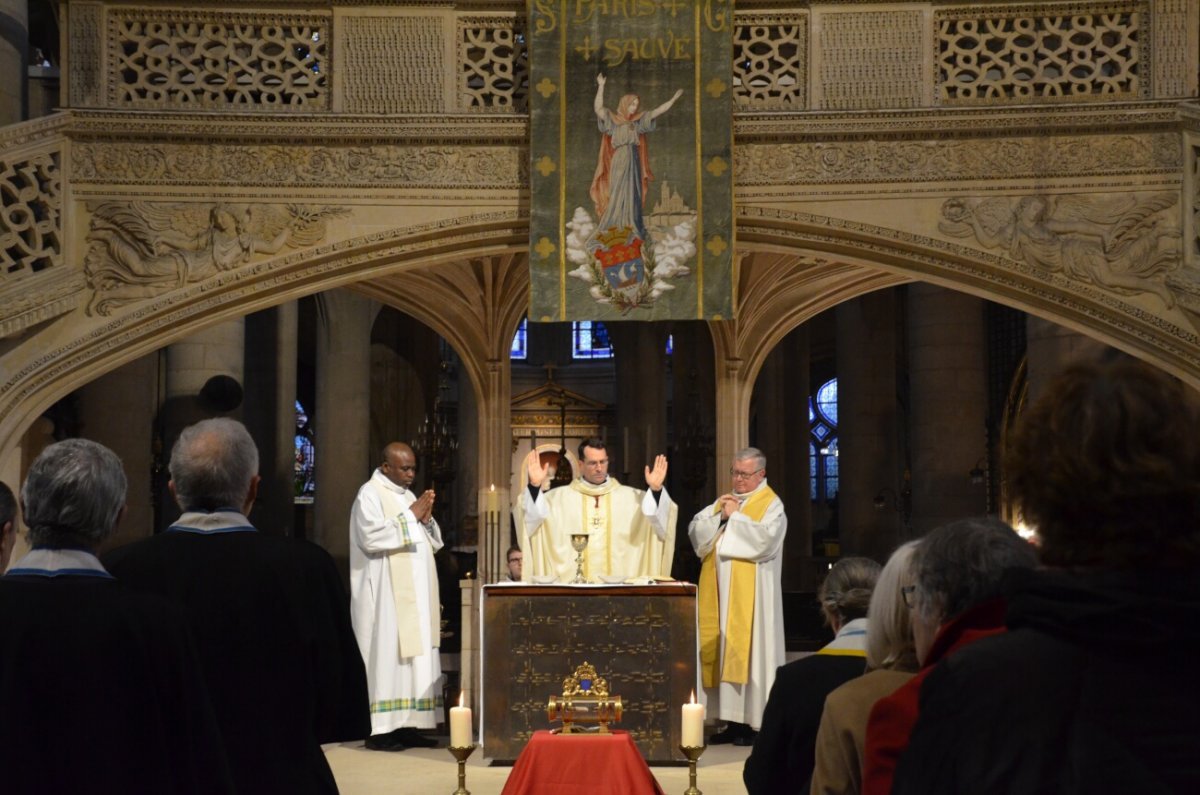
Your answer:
[743,556,881,795]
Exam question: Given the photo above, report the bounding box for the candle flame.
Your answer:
[689,689,696,704]
[490,484,495,491]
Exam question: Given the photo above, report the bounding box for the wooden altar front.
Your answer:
[480,583,698,763]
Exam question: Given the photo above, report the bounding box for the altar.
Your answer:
[480,583,698,763]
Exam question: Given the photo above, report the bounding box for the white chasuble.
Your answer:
[518,477,677,584]
[349,469,444,732]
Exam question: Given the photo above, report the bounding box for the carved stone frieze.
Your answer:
[459,15,527,112]
[2,150,62,276]
[818,9,924,110]
[71,142,526,187]
[68,2,105,108]
[735,133,1180,186]
[1151,0,1199,98]
[939,193,1182,306]
[0,269,87,340]
[343,15,444,114]
[82,200,349,315]
[733,14,807,111]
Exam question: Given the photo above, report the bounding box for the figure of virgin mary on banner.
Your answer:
[528,0,734,321]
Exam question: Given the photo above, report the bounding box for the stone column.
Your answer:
[836,290,903,564]
[609,322,669,487]
[158,319,246,530]
[907,284,988,536]
[1025,316,1111,403]
[0,0,27,125]
[476,356,512,583]
[243,302,299,535]
[313,290,378,576]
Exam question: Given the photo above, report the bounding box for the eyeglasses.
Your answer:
[901,585,918,609]
[730,468,763,480]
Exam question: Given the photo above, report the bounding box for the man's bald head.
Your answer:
[381,442,417,489]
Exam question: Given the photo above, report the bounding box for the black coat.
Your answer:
[0,574,236,794]
[105,529,370,795]
[744,651,868,795]
[893,567,1200,795]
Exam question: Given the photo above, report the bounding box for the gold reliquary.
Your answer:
[546,662,623,734]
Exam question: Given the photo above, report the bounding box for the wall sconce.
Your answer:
[968,457,987,486]
[873,471,913,532]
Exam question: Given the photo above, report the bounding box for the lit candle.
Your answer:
[488,483,497,514]
[450,691,472,748]
[682,690,704,748]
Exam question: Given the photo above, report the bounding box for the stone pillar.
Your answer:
[907,284,988,536]
[0,0,27,125]
[1025,316,1111,403]
[836,290,903,564]
[666,320,716,584]
[158,319,246,530]
[76,353,158,550]
[609,322,670,487]
[476,355,512,583]
[243,302,298,535]
[313,290,378,575]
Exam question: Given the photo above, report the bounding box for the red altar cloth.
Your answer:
[501,730,665,795]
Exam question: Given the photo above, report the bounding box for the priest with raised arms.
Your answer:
[518,437,677,583]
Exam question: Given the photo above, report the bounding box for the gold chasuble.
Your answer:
[521,477,678,584]
[371,481,440,658]
[699,484,778,687]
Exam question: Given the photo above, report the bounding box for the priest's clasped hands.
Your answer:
[410,489,436,523]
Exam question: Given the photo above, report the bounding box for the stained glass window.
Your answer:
[294,400,315,503]
[810,378,838,501]
[511,318,528,360]
[572,321,613,359]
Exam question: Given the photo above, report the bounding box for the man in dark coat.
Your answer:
[0,439,234,794]
[893,357,1200,795]
[106,418,370,795]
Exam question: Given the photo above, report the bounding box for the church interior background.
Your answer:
[3,0,1199,715]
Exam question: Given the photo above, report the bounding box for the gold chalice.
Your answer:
[570,533,589,583]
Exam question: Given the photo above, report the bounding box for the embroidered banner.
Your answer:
[528,0,734,321]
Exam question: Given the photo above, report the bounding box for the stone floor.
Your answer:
[326,735,753,794]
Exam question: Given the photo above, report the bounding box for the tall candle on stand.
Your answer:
[488,484,497,514]
[450,692,472,747]
[682,690,704,747]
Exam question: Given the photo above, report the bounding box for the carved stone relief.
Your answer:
[2,150,62,277]
[1151,0,1197,98]
[83,201,348,315]
[71,142,526,188]
[939,193,1182,307]
[343,15,444,114]
[107,8,331,111]
[459,15,527,112]
[818,10,924,110]
[935,2,1147,104]
[69,2,105,108]
[733,15,807,111]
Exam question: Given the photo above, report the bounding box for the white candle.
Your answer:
[488,483,497,513]
[450,692,472,747]
[682,690,704,748]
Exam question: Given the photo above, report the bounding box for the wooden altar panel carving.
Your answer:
[481,583,697,763]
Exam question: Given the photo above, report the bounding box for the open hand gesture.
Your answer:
[645,454,668,491]
[527,449,550,488]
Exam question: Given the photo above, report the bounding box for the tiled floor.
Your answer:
[326,735,753,794]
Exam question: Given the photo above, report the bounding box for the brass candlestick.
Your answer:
[679,745,705,795]
[447,744,476,795]
[570,533,589,583]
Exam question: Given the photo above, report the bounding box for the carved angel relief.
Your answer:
[84,201,349,316]
[939,194,1183,308]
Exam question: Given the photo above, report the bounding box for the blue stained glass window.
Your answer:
[666,334,673,355]
[809,442,818,500]
[572,321,613,359]
[811,378,839,502]
[816,378,838,425]
[511,319,528,360]
[294,400,315,503]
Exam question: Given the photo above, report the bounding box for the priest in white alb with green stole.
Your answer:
[518,438,677,583]
[690,447,787,746]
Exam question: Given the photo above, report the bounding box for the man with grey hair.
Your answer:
[0,480,16,572]
[689,446,787,746]
[861,517,1037,795]
[0,439,234,793]
[106,418,369,795]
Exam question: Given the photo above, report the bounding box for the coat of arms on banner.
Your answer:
[528,0,734,322]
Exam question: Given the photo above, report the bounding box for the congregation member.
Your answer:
[519,437,676,582]
[810,542,921,795]
[106,418,369,795]
[690,447,786,748]
[862,517,1036,795]
[506,544,523,581]
[894,358,1200,794]
[744,556,880,793]
[349,441,444,751]
[1,440,234,793]
[0,480,15,571]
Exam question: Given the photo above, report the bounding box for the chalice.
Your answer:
[570,533,589,583]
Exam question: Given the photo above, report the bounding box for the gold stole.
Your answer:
[698,485,777,687]
[373,482,440,658]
